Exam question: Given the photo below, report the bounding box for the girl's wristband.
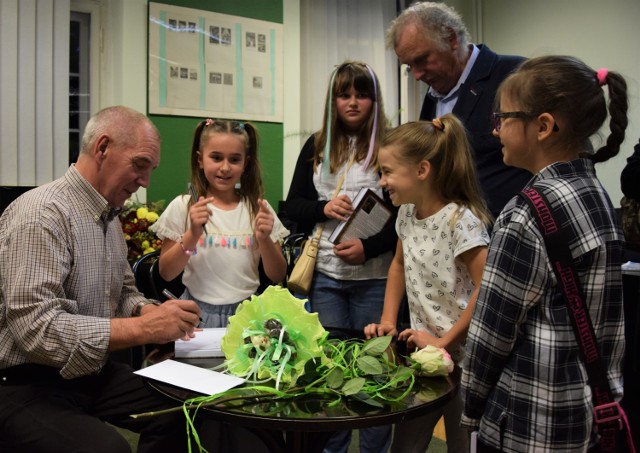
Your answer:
[179,235,197,256]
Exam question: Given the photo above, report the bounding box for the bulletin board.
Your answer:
[148,2,283,122]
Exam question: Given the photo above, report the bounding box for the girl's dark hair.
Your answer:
[497,55,628,163]
[381,114,492,227]
[189,119,263,222]
[314,60,386,173]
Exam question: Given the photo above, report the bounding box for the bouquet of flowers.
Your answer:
[221,285,329,390]
[119,199,165,264]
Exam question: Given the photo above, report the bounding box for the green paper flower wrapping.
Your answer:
[221,286,329,389]
[410,345,454,377]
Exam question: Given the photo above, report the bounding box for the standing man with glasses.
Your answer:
[387,1,531,219]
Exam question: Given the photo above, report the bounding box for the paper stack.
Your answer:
[174,328,227,358]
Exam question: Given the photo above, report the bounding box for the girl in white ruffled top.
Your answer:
[151,119,289,327]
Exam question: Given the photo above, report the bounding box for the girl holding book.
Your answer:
[365,115,492,453]
[285,61,396,453]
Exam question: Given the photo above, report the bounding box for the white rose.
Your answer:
[411,345,454,377]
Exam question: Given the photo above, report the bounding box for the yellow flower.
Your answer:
[146,211,159,223]
[136,207,149,219]
[120,200,165,265]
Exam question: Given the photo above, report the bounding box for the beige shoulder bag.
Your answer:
[287,155,356,295]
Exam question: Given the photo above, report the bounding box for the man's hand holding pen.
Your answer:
[163,289,204,339]
[137,296,202,344]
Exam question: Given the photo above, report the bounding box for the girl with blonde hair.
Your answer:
[366,114,491,453]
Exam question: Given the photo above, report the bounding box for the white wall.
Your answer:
[96,0,148,111]
[101,0,145,200]
[72,0,147,115]
[474,0,640,206]
[70,0,149,199]
[282,0,302,198]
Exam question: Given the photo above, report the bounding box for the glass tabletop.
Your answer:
[145,336,459,433]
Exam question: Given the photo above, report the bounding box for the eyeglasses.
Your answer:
[491,112,531,132]
[491,111,560,132]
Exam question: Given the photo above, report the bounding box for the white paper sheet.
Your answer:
[134,359,244,395]
[174,328,226,358]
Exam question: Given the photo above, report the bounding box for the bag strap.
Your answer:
[519,187,633,453]
[312,153,358,242]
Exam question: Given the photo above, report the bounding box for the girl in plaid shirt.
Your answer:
[462,56,629,452]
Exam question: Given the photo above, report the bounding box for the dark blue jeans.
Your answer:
[310,272,387,330]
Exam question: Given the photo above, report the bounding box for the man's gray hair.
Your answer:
[80,106,159,155]
[386,1,471,51]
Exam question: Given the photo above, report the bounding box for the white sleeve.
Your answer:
[149,195,190,242]
[265,200,290,242]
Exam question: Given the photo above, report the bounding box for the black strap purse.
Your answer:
[519,187,635,453]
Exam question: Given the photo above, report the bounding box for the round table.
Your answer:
[146,350,459,453]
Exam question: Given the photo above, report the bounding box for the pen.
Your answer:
[162,289,179,300]
[188,183,208,235]
[162,289,204,324]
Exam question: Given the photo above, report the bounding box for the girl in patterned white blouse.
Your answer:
[151,119,289,328]
[364,115,492,453]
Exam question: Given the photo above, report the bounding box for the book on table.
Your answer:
[328,188,393,244]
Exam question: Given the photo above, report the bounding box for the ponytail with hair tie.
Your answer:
[432,117,445,131]
[596,68,608,86]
